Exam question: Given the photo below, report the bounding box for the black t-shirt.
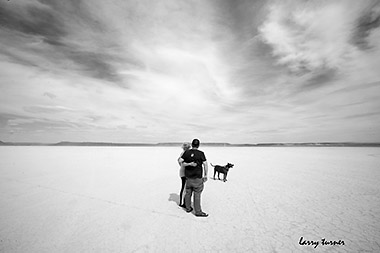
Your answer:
[181,149,206,179]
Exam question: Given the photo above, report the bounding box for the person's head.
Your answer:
[191,138,200,148]
[182,142,191,151]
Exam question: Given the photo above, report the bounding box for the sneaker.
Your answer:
[195,212,209,217]
[179,203,186,208]
[186,207,193,213]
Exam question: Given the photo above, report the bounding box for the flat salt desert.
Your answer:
[1,147,379,252]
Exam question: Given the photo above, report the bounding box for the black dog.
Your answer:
[211,163,234,182]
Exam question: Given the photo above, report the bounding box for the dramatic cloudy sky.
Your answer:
[1,0,380,143]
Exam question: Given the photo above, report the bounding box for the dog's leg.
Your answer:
[213,169,216,180]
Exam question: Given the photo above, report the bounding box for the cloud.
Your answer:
[0,0,133,84]
[43,92,56,99]
[0,0,379,143]
[352,2,380,49]
[258,0,380,77]
[23,105,74,114]
[0,0,66,44]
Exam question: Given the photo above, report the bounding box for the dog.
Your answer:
[211,163,234,182]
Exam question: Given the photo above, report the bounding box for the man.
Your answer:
[179,138,209,217]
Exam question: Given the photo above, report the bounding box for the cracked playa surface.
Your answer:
[0,146,379,252]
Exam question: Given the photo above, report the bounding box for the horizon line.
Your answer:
[1,140,380,147]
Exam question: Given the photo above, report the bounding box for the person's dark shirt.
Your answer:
[181,149,206,179]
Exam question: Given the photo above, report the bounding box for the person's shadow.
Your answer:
[168,193,180,205]
[168,193,193,208]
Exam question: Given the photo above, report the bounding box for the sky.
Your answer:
[1,0,380,144]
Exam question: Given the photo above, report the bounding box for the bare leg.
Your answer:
[179,177,186,206]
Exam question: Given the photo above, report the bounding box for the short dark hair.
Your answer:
[191,138,200,148]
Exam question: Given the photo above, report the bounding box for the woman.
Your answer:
[177,142,191,207]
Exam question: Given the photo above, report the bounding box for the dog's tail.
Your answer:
[210,163,215,167]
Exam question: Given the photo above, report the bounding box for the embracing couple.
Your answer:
[177,138,209,217]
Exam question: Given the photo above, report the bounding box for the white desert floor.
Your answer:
[0,146,379,253]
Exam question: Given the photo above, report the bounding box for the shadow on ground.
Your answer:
[168,193,180,205]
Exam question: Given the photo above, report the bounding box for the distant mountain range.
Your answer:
[1,141,380,147]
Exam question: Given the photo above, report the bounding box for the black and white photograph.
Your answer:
[1,0,380,252]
